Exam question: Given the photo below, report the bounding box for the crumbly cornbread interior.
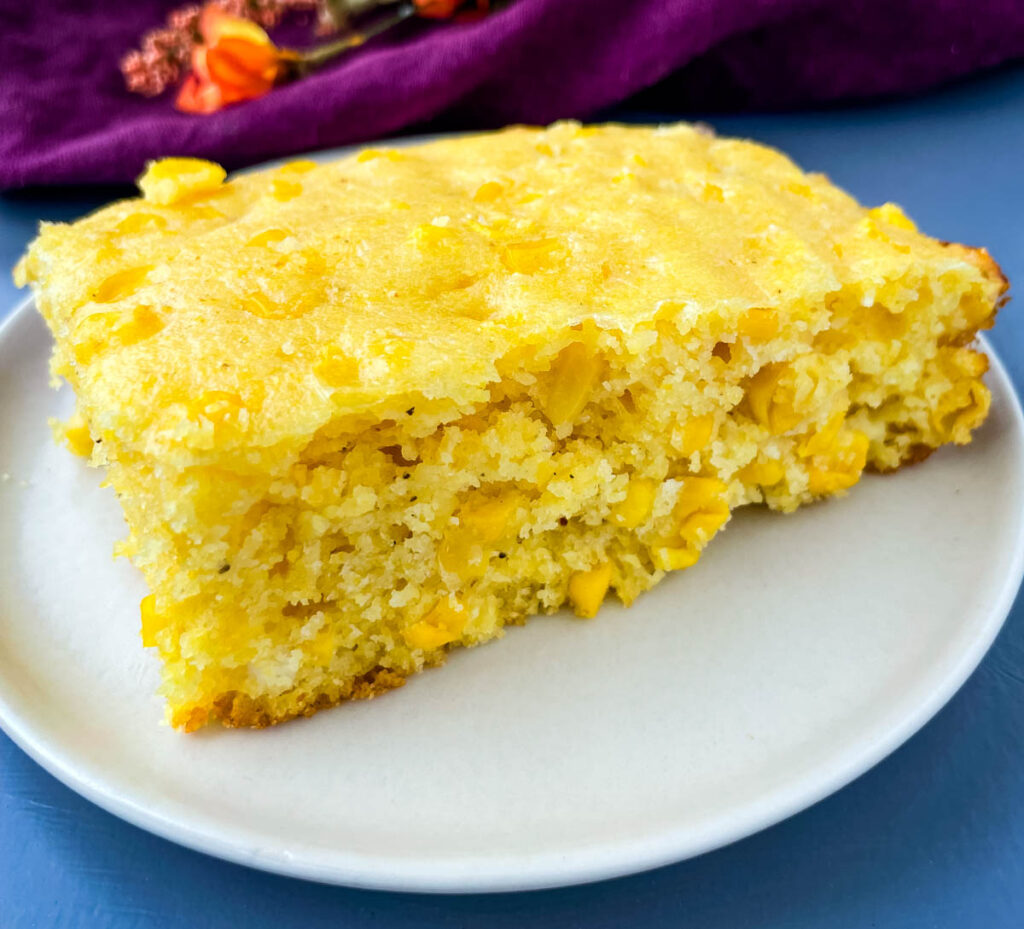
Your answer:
[16,123,1006,730]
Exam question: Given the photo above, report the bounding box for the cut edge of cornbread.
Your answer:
[16,123,1009,730]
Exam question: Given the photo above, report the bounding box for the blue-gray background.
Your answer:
[2,65,1022,929]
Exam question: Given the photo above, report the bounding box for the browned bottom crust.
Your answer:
[868,442,935,474]
[175,666,410,732]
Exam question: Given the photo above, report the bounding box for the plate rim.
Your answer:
[2,291,1023,893]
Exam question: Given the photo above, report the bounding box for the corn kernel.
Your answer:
[404,598,466,650]
[437,537,488,581]
[413,223,457,249]
[115,213,167,235]
[869,203,917,233]
[745,363,782,426]
[738,459,785,486]
[187,205,224,220]
[246,228,290,248]
[140,594,163,647]
[280,159,317,173]
[375,336,413,371]
[541,342,600,426]
[92,266,153,303]
[123,304,164,343]
[745,363,803,434]
[357,148,404,163]
[679,414,714,455]
[309,628,336,664]
[674,476,730,547]
[937,346,989,381]
[737,308,779,341]
[241,290,317,320]
[439,494,517,580]
[806,431,869,496]
[611,479,657,528]
[72,312,119,365]
[676,476,727,513]
[63,411,94,458]
[188,390,244,427]
[651,546,700,571]
[958,291,995,330]
[679,506,730,545]
[95,242,123,263]
[172,707,208,732]
[314,345,360,387]
[137,158,226,205]
[798,410,846,457]
[702,183,725,203]
[806,468,854,495]
[271,179,302,202]
[473,181,505,203]
[459,495,517,543]
[300,248,327,277]
[568,562,613,618]
[500,238,563,274]
[931,378,990,444]
[72,305,164,365]
[404,625,452,652]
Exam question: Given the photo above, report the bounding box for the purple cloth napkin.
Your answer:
[2,0,1022,189]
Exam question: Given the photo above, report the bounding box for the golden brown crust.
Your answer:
[347,668,408,703]
[964,244,1010,301]
[942,327,983,348]
[867,443,934,474]
[177,666,409,732]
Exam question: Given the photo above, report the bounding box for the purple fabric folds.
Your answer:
[1,0,1022,188]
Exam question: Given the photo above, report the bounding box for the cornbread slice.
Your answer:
[16,123,1007,731]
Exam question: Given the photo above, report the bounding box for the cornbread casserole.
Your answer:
[16,123,1006,731]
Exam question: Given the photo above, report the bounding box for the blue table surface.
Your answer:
[2,66,1023,929]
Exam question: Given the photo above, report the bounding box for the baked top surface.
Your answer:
[17,121,997,450]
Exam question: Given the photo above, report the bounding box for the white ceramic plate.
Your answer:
[1,299,1022,893]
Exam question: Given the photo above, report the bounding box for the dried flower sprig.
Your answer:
[122,0,319,98]
[121,0,495,113]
